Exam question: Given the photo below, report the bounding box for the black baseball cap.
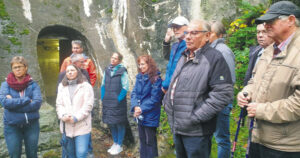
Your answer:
[255,1,300,24]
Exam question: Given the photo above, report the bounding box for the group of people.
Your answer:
[0,1,300,158]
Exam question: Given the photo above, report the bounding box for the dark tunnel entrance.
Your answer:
[37,25,93,105]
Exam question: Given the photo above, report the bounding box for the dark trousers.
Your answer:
[249,142,300,158]
[138,125,158,158]
[4,119,40,158]
[174,134,212,158]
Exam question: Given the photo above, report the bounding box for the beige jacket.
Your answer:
[243,28,300,152]
[56,81,94,138]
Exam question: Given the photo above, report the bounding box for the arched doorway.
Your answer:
[37,25,94,105]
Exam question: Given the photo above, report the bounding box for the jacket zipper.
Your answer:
[25,113,29,124]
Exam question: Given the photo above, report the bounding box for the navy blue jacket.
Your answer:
[0,81,42,125]
[244,45,263,86]
[131,73,163,127]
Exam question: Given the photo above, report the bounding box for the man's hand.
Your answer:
[6,95,12,99]
[237,92,250,108]
[247,103,258,117]
[164,28,174,43]
[134,106,142,117]
[161,87,167,94]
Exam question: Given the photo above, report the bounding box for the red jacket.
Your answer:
[60,57,97,87]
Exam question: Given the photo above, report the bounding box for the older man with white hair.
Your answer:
[162,16,189,94]
[238,1,300,157]
[163,19,233,158]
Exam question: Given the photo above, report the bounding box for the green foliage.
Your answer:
[158,106,174,146]
[0,0,9,20]
[42,150,60,158]
[20,28,30,35]
[55,3,62,8]
[8,37,21,46]
[2,22,16,35]
[227,0,266,97]
[106,8,113,14]
[1,45,11,53]
[227,1,265,52]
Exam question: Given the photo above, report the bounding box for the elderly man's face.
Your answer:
[264,16,292,42]
[172,25,187,40]
[72,44,83,54]
[256,24,274,48]
[185,22,209,52]
[73,57,86,69]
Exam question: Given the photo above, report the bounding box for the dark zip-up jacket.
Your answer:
[243,45,262,86]
[131,72,163,127]
[163,43,234,136]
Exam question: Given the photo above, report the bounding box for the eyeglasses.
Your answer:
[184,30,207,36]
[12,65,25,70]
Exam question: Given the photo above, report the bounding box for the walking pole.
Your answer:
[245,92,253,158]
[231,92,248,158]
[230,109,245,158]
[246,117,254,158]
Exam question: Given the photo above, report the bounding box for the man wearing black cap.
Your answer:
[237,1,300,157]
[162,16,189,94]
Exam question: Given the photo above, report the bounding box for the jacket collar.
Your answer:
[210,38,225,48]
[272,28,300,59]
[182,42,211,64]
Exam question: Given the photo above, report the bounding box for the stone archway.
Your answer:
[37,25,94,105]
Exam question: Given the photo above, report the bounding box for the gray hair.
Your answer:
[278,15,299,27]
[296,18,300,27]
[71,40,83,48]
[210,21,226,36]
[202,20,211,32]
[71,53,85,63]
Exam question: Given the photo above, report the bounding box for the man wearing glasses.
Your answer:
[162,16,189,94]
[244,23,274,86]
[163,20,233,158]
[237,1,300,157]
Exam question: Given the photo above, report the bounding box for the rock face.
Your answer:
[0,0,268,157]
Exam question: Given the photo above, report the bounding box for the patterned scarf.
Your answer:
[6,72,31,91]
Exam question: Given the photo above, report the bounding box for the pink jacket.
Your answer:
[56,81,94,138]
